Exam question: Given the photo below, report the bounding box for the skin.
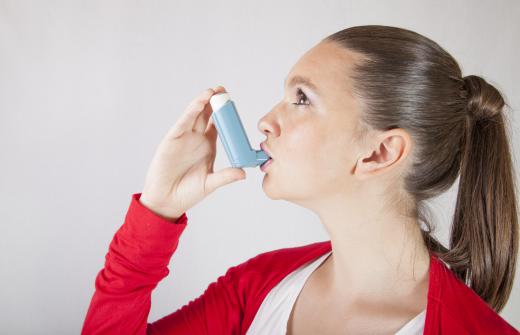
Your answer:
[256,40,431,334]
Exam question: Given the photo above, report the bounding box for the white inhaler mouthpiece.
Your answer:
[209,92,270,168]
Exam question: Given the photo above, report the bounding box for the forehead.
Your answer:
[284,41,362,96]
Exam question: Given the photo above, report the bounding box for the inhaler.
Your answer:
[209,92,270,168]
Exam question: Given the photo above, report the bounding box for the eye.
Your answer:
[292,88,310,107]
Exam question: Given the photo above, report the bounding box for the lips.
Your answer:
[260,157,273,172]
[260,142,273,159]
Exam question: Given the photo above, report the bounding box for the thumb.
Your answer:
[205,167,246,193]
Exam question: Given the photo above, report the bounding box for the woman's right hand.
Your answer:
[139,86,247,221]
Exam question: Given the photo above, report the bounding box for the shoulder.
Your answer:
[429,255,518,334]
[236,240,331,275]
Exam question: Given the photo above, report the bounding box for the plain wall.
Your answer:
[0,0,518,333]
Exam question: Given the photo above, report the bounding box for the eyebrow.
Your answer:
[284,75,320,95]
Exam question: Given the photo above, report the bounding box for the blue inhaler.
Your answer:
[209,92,270,168]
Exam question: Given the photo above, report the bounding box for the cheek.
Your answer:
[282,123,346,190]
[263,117,356,199]
[285,121,322,165]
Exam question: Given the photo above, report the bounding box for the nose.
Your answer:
[258,114,275,137]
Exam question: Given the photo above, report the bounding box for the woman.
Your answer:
[82,25,519,334]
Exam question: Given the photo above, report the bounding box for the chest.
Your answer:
[285,261,427,335]
[285,280,410,335]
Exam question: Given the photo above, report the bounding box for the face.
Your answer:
[257,41,369,207]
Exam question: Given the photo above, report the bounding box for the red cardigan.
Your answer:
[81,193,519,334]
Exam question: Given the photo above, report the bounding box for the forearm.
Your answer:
[81,193,187,335]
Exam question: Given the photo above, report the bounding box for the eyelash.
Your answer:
[292,88,310,107]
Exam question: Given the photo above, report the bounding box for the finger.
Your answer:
[213,85,227,94]
[192,103,212,133]
[204,116,218,140]
[193,85,228,133]
[205,167,246,194]
[168,88,215,138]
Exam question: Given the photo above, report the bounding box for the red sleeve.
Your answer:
[81,193,245,335]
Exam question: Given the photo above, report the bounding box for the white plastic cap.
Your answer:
[209,92,230,112]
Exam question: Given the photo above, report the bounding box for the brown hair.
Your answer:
[323,25,518,312]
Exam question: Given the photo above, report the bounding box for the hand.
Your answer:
[139,86,246,221]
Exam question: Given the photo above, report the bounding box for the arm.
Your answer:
[81,193,244,335]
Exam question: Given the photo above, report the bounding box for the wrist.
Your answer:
[139,195,183,222]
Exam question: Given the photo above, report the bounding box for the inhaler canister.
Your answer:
[209,92,270,168]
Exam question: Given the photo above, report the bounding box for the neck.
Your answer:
[308,191,431,307]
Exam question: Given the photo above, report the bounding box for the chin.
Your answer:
[262,177,310,203]
[261,174,284,200]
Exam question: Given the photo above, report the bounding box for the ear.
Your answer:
[353,129,412,180]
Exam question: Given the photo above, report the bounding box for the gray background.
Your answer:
[1,0,518,333]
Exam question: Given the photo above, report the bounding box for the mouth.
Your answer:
[260,142,273,159]
[260,158,273,172]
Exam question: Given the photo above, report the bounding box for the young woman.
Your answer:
[82,25,519,334]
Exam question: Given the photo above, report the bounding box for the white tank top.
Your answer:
[246,250,426,335]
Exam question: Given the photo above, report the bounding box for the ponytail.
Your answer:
[441,75,519,312]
